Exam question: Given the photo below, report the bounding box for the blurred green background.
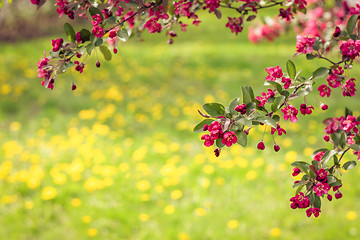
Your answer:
[1,2,360,239]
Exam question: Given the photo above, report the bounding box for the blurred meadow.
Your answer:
[1,4,360,240]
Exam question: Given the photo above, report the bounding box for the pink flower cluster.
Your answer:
[225,17,244,35]
[319,66,356,98]
[204,0,220,13]
[255,88,274,106]
[201,121,238,156]
[51,38,63,52]
[174,0,201,27]
[340,39,360,60]
[296,35,316,54]
[299,104,314,115]
[265,66,283,81]
[144,6,170,34]
[281,105,298,123]
[290,192,310,209]
[235,103,247,114]
[248,23,282,44]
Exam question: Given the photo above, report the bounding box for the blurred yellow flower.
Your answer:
[153,141,168,154]
[71,198,82,207]
[201,178,210,188]
[137,179,151,191]
[3,141,22,159]
[164,205,175,215]
[215,177,225,186]
[25,201,34,209]
[10,122,21,131]
[235,157,248,169]
[132,146,148,161]
[82,215,92,223]
[53,173,67,185]
[178,232,191,240]
[308,136,317,145]
[227,219,239,229]
[171,190,183,200]
[87,228,98,237]
[246,170,257,180]
[303,147,314,157]
[285,151,297,163]
[282,138,292,148]
[41,187,57,200]
[346,211,357,220]
[139,213,150,222]
[1,195,18,204]
[270,227,281,237]
[0,161,12,179]
[202,165,215,174]
[195,208,206,216]
[252,157,264,168]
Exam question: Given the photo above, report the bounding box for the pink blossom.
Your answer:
[51,38,63,52]
[265,66,283,81]
[320,103,328,110]
[180,23,188,32]
[314,182,330,197]
[273,144,280,152]
[92,26,104,38]
[144,18,162,34]
[290,192,310,209]
[204,0,220,12]
[279,8,292,21]
[123,10,135,28]
[235,103,246,114]
[316,169,327,183]
[221,131,237,147]
[91,14,102,26]
[201,134,214,147]
[271,124,286,136]
[340,39,360,60]
[74,61,85,73]
[299,103,314,115]
[281,105,298,123]
[333,26,341,37]
[313,151,325,161]
[294,0,307,9]
[296,35,316,54]
[342,78,356,97]
[335,191,342,199]
[306,207,321,218]
[208,121,223,140]
[225,17,243,35]
[317,84,331,97]
[292,167,301,176]
[281,77,291,89]
[257,141,265,150]
[115,6,124,17]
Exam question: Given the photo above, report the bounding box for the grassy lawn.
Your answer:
[0,10,360,240]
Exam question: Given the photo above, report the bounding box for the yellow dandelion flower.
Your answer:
[136,179,151,191]
[87,228,98,237]
[303,147,314,157]
[282,138,292,148]
[346,211,357,220]
[119,163,129,172]
[71,198,82,207]
[227,219,239,229]
[164,205,175,215]
[252,157,264,168]
[215,177,225,186]
[270,228,281,237]
[25,201,34,209]
[170,143,180,152]
[194,154,206,165]
[1,195,18,204]
[141,194,150,202]
[139,213,150,222]
[178,232,191,240]
[201,178,210,188]
[0,160,12,179]
[245,170,257,180]
[41,187,57,200]
[195,208,207,216]
[235,157,248,168]
[278,163,287,172]
[171,190,183,200]
[82,215,92,223]
[202,165,215,174]
[53,173,67,185]
[3,140,22,159]
[155,185,164,193]
[10,122,21,131]
[285,151,297,163]
[153,141,168,154]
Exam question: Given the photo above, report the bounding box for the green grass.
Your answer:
[0,11,360,240]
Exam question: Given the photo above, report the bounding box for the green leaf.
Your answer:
[327,176,338,185]
[89,7,103,20]
[203,103,225,117]
[86,44,94,55]
[345,107,353,117]
[193,119,214,133]
[271,95,286,112]
[94,38,103,47]
[295,185,304,195]
[343,161,357,170]
[321,150,337,165]
[236,131,247,147]
[256,116,277,129]
[347,14,358,35]
[229,98,240,116]
[237,117,252,128]
[291,161,310,174]
[331,133,341,146]
[216,138,225,148]
[79,29,91,42]
[349,144,360,151]
[286,59,296,79]
[306,54,316,60]
[273,115,280,122]
[64,23,76,42]
[314,195,321,209]
[245,102,256,115]
[265,81,282,94]
[339,132,346,148]
[117,29,129,41]
[64,61,75,68]
[99,45,112,61]
[242,86,254,104]
[312,67,329,80]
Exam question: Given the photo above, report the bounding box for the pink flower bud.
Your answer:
[257,141,265,150]
[327,194,332,201]
[335,192,342,199]
[321,103,328,110]
[323,135,330,141]
[72,82,76,91]
[274,144,280,152]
